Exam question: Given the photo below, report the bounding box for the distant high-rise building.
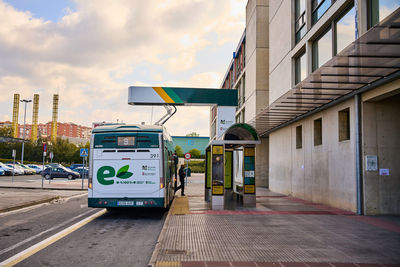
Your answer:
[12,94,20,138]
[51,94,59,143]
[31,94,39,142]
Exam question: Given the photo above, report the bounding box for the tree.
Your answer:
[0,126,13,137]
[189,148,201,158]
[186,132,199,137]
[175,145,183,157]
[50,137,78,164]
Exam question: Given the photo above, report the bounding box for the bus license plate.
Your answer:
[117,201,134,206]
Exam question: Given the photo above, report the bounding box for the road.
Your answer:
[0,194,167,267]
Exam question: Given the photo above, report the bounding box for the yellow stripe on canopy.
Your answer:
[153,87,174,103]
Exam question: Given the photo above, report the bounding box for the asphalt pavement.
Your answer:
[15,206,167,267]
[0,184,166,267]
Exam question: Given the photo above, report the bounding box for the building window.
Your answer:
[338,108,350,141]
[296,125,302,149]
[314,118,322,146]
[312,0,333,25]
[368,0,400,29]
[295,0,306,43]
[295,51,307,85]
[335,6,355,54]
[312,28,332,71]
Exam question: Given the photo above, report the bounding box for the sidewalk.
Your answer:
[0,175,88,190]
[150,173,400,267]
[0,177,87,213]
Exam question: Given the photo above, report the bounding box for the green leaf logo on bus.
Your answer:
[97,165,133,185]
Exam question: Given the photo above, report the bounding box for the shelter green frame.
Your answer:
[205,123,261,201]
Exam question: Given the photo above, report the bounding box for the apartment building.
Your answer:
[1,121,92,144]
[216,0,400,215]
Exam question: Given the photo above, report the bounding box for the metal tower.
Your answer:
[31,94,39,142]
[51,94,59,143]
[12,94,20,138]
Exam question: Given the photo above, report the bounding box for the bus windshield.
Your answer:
[93,132,159,149]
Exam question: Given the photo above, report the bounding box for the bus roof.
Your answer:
[92,124,164,133]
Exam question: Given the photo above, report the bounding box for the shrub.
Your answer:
[188,159,205,173]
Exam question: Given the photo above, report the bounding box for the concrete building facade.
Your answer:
[266,0,400,215]
[216,0,400,215]
[214,0,270,187]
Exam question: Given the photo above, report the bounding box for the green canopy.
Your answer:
[223,123,259,141]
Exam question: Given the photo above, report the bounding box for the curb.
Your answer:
[148,197,177,267]
[0,186,86,191]
[0,196,61,214]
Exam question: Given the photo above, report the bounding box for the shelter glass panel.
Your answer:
[224,151,233,189]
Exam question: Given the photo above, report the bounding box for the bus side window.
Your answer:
[168,151,173,178]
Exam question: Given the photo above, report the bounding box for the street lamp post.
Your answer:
[20,99,32,164]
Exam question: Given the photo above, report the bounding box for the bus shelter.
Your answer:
[205,123,260,210]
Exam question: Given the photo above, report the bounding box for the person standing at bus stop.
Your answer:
[175,164,186,196]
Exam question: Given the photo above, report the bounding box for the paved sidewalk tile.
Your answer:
[154,174,400,266]
[171,196,189,215]
[162,262,399,267]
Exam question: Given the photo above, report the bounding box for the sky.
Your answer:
[0,0,246,136]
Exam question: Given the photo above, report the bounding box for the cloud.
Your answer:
[163,72,222,88]
[0,0,245,136]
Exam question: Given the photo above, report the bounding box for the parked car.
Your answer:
[74,167,88,178]
[42,167,80,180]
[28,164,44,174]
[0,162,14,176]
[7,164,29,175]
[5,164,24,175]
[18,164,36,175]
[48,163,62,168]
[68,164,84,170]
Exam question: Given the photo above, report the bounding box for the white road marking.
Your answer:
[0,209,106,267]
[0,209,94,257]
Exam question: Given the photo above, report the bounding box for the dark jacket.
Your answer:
[178,167,186,180]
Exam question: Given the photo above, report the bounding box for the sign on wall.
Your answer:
[365,155,378,171]
[217,106,236,139]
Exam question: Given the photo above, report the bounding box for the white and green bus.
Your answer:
[88,124,175,209]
